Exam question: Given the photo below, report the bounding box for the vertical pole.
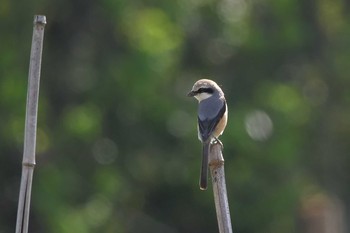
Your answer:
[209,143,233,233]
[15,15,46,233]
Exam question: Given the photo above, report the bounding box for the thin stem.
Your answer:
[23,168,34,233]
[15,169,28,233]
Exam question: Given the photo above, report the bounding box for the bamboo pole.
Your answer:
[209,142,233,233]
[15,15,46,233]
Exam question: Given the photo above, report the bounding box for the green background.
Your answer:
[1,0,349,232]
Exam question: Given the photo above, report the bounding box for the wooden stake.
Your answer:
[209,143,233,233]
[15,15,46,233]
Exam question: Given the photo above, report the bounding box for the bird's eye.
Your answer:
[198,88,214,94]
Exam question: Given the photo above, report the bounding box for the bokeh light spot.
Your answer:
[245,110,273,141]
[217,0,248,23]
[205,38,234,64]
[85,195,112,227]
[92,138,118,165]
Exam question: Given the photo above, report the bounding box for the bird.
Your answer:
[187,79,228,190]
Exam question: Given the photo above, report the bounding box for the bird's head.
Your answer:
[187,79,223,102]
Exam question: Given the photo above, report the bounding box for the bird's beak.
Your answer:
[187,90,196,97]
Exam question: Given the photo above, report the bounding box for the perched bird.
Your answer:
[187,79,228,190]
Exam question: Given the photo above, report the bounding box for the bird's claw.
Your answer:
[211,137,224,149]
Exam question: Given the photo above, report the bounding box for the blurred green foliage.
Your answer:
[1,0,350,232]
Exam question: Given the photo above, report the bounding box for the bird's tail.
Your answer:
[200,141,210,190]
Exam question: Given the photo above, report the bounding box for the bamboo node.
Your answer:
[22,162,36,168]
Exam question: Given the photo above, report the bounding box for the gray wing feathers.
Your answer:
[197,97,226,142]
[198,97,224,120]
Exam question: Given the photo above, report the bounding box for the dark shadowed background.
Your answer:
[1,0,349,232]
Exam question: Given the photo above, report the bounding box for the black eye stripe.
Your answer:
[197,87,214,94]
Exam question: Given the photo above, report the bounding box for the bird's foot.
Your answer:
[212,137,223,149]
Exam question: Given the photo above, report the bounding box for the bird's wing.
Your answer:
[198,99,226,142]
